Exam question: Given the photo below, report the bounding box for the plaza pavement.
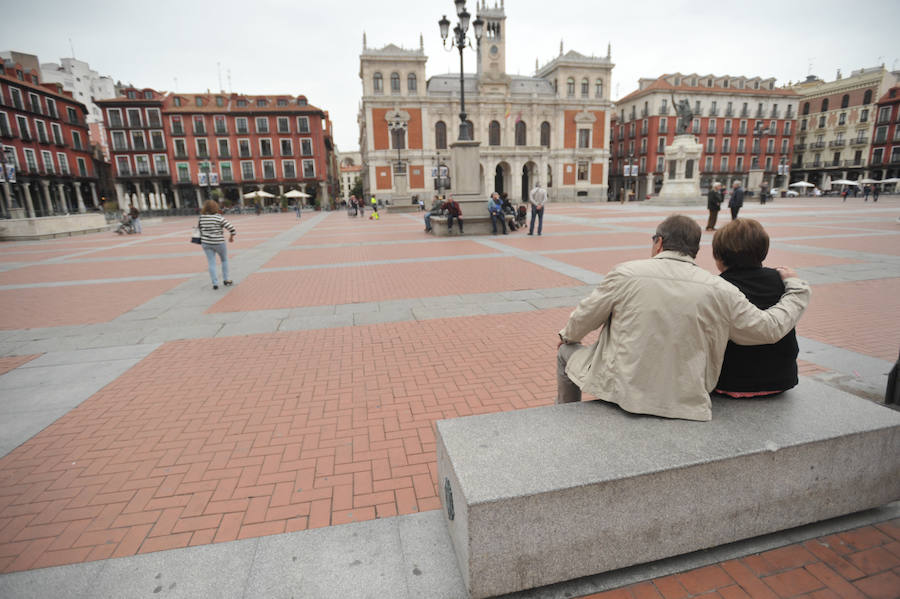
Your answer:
[0,198,898,598]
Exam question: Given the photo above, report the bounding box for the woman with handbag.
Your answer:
[198,200,236,290]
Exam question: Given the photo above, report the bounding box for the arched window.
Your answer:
[373,72,383,94]
[435,121,447,149]
[390,72,400,94]
[407,73,417,92]
[391,127,406,149]
[840,94,849,108]
[488,121,500,146]
[581,78,589,97]
[540,121,550,147]
[821,98,829,112]
[595,79,603,98]
[802,101,810,115]
[863,90,872,104]
[515,121,527,146]
[566,77,575,97]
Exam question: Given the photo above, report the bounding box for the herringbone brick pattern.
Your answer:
[0,309,570,572]
[579,520,900,599]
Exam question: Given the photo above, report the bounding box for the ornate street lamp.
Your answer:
[439,2,483,141]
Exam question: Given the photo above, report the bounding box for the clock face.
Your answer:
[490,44,499,56]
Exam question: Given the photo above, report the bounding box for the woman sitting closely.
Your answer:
[712,218,799,397]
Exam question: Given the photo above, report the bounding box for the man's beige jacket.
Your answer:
[558,251,811,421]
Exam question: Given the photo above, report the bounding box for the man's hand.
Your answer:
[775,266,797,280]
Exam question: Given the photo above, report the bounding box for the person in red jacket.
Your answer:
[444,195,463,234]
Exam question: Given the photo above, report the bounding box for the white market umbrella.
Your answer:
[831,179,860,186]
[789,181,815,187]
[284,190,311,199]
[243,190,275,199]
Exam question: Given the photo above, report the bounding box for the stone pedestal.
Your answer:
[654,134,703,205]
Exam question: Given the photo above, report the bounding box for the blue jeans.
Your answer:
[529,207,543,234]
[202,243,229,285]
[490,212,507,234]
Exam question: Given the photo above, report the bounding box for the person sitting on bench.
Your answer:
[712,218,799,398]
[556,214,810,421]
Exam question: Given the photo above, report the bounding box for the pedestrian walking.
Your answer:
[729,181,744,220]
[129,202,142,234]
[199,200,236,290]
[528,181,547,235]
[706,182,723,231]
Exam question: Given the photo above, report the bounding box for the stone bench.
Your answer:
[429,214,520,237]
[436,379,900,598]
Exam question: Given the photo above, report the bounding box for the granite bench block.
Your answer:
[435,379,900,598]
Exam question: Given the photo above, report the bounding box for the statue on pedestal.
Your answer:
[671,94,693,135]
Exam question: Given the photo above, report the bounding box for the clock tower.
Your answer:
[476,0,508,89]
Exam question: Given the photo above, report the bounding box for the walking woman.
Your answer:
[199,200,236,290]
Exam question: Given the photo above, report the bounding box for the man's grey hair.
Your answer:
[656,214,701,258]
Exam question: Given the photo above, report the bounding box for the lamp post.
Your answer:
[439,1,483,141]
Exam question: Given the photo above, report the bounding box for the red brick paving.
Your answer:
[0,257,207,285]
[0,354,41,375]
[0,309,568,572]
[798,278,900,361]
[207,257,580,312]
[578,520,900,599]
[0,279,186,330]
[263,240,499,268]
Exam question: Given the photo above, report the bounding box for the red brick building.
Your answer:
[0,61,97,218]
[98,89,335,211]
[869,86,900,183]
[610,73,800,200]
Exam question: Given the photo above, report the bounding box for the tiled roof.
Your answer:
[618,74,799,103]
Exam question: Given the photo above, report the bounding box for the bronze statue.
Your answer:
[670,94,693,135]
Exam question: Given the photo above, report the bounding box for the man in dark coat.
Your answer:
[706,182,723,231]
[728,181,744,220]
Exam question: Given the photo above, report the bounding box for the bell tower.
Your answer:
[476,0,507,83]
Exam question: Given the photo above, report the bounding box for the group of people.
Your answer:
[423,182,549,236]
[557,214,809,421]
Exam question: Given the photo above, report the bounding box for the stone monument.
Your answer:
[653,96,703,205]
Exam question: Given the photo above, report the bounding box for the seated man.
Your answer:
[556,215,810,421]
[424,195,444,232]
[712,219,798,397]
[488,192,507,235]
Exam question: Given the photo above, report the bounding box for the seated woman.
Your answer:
[712,218,799,397]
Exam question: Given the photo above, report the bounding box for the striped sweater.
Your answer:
[199,214,236,245]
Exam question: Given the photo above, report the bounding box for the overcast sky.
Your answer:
[4,0,899,152]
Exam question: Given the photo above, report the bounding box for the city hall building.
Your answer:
[358,1,613,204]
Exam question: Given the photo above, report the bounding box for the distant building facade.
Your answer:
[98,89,335,210]
[610,73,800,200]
[0,60,98,218]
[870,85,900,181]
[338,150,362,201]
[40,57,117,158]
[358,1,614,204]
[791,67,900,188]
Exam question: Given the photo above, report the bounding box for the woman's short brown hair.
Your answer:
[712,218,769,268]
[201,200,220,215]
